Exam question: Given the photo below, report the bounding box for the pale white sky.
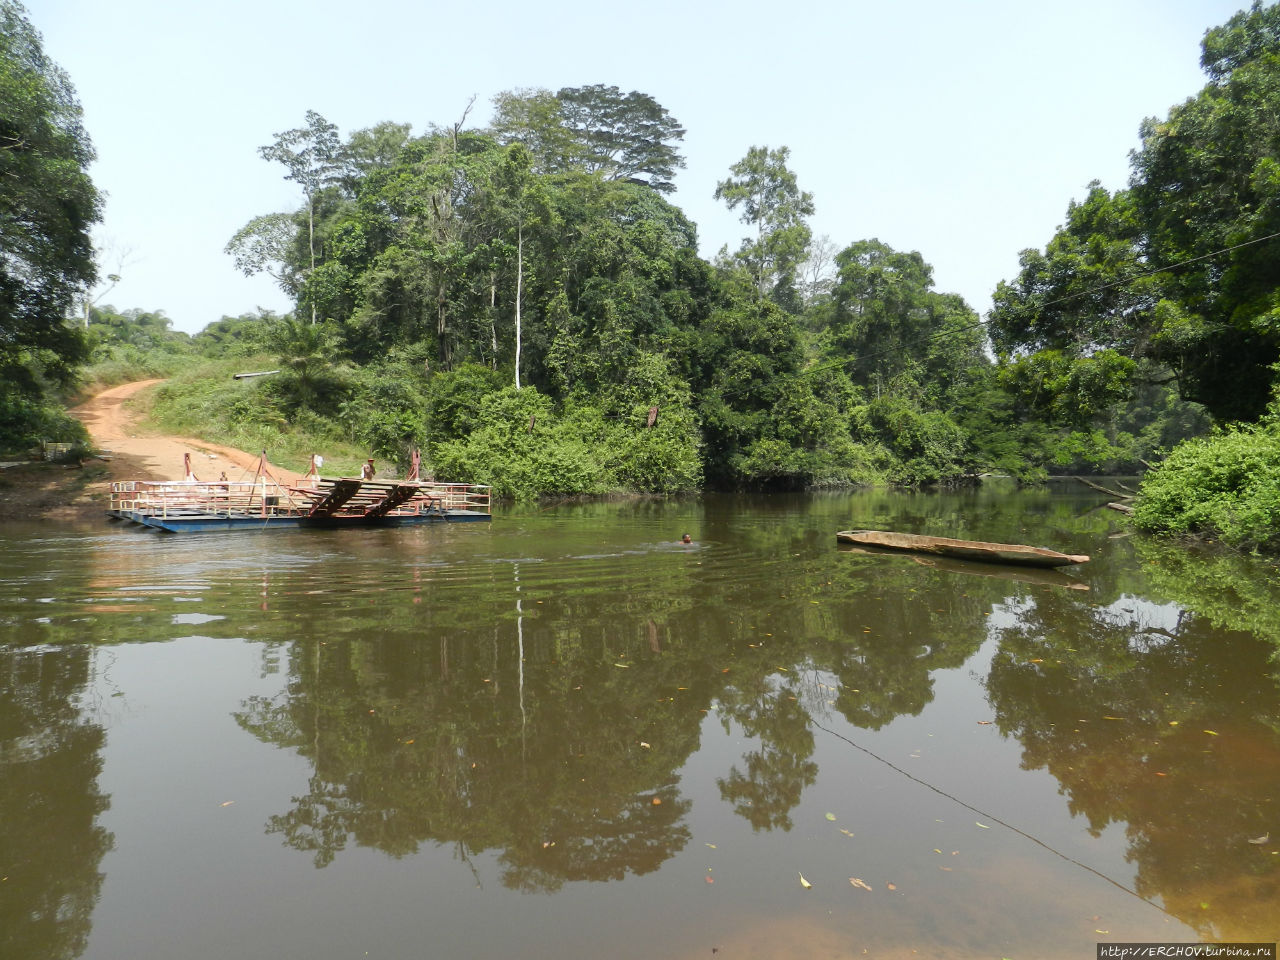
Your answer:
[32,0,1246,334]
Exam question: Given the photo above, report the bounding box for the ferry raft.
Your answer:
[109,454,491,533]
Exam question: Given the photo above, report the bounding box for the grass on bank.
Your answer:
[141,356,374,477]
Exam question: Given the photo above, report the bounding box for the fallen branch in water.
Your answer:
[1075,476,1134,500]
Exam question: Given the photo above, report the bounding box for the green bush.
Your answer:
[861,391,970,486]
[340,365,430,463]
[1133,415,1280,552]
[430,385,704,499]
[431,388,603,499]
[426,363,508,442]
[0,384,89,453]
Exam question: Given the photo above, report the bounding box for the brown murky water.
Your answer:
[3,486,1279,959]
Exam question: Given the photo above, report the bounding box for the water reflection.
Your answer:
[1,489,1279,957]
[0,645,113,960]
[985,547,1280,939]
[226,494,1094,882]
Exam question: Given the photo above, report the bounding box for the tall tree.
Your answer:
[485,144,555,388]
[224,212,299,292]
[991,2,1280,424]
[490,85,686,192]
[714,146,815,307]
[0,0,101,389]
[555,84,686,192]
[257,110,341,323]
[1128,0,1280,421]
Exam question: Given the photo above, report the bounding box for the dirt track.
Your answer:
[69,380,303,482]
[1,380,308,522]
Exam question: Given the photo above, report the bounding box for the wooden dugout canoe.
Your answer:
[835,530,1089,568]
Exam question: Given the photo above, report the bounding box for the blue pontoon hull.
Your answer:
[107,509,490,533]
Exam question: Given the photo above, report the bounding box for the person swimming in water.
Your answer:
[681,533,692,544]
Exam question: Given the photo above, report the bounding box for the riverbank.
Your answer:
[0,459,118,522]
[0,380,306,523]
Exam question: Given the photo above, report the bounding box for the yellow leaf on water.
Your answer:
[839,829,854,837]
[825,812,837,821]
[849,878,872,891]
[1203,729,1219,736]
[975,821,990,829]
[219,801,235,807]
[614,663,630,668]
[799,873,812,889]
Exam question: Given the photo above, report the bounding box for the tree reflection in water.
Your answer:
[985,577,1280,940]
[0,646,113,960]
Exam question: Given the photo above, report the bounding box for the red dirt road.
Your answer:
[69,379,303,482]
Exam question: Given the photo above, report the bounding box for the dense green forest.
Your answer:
[4,1,1280,546]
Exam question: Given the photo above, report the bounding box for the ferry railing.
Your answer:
[111,479,491,520]
[110,480,302,518]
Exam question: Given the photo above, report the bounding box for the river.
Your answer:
[3,486,1279,959]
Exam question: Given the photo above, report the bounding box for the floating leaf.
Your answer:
[849,877,872,891]
[1203,729,1219,736]
[886,882,897,891]
[219,801,235,807]
[799,873,812,889]
[705,843,717,849]
[651,797,662,805]
[839,829,854,838]
[975,821,990,829]
[639,742,651,749]
[614,663,630,668]
[705,875,714,884]
[1247,834,1270,845]
[825,812,837,821]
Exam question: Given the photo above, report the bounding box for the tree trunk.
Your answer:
[437,284,450,369]
[515,225,524,390]
[307,196,317,325]
[489,275,498,367]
